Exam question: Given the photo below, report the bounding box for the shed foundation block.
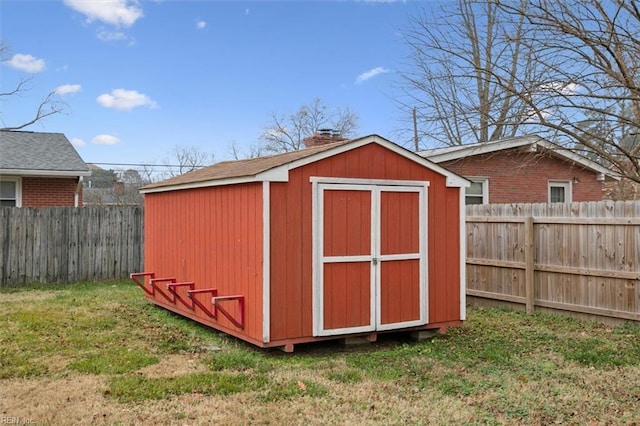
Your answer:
[342,333,377,347]
[410,330,440,342]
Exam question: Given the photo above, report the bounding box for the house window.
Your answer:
[465,178,488,205]
[548,180,571,203]
[0,178,21,207]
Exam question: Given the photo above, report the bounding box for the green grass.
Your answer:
[2,281,640,424]
[107,371,270,403]
[207,348,273,373]
[69,348,158,375]
[0,281,218,379]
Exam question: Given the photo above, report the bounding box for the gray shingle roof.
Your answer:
[0,130,90,175]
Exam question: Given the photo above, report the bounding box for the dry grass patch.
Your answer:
[136,353,210,378]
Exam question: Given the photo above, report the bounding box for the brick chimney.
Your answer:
[113,181,125,196]
[303,128,347,148]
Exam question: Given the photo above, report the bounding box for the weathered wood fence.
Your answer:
[0,206,143,286]
[466,201,640,323]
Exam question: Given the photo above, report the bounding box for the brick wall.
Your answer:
[21,177,82,207]
[439,147,604,203]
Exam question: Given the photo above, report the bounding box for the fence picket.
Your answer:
[0,206,143,286]
[466,200,640,323]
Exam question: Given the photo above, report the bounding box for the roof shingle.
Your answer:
[0,130,90,173]
[143,139,352,190]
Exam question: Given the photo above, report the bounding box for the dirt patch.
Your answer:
[136,353,209,378]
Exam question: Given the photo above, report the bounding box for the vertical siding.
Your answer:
[269,143,462,341]
[144,183,263,342]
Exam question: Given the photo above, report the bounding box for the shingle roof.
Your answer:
[142,134,470,193]
[0,130,90,175]
[142,138,353,190]
[419,135,619,180]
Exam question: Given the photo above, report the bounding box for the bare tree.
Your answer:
[400,0,640,182]
[398,0,543,147]
[494,0,640,183]
[259,98,359,154]
[0,42,66,130]
[161,145,215,178]
[228,140,266,160]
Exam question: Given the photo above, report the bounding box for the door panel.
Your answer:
[323,262,372,330]
[323,190,371,257]
[380,191,419,255]
[379,259,421,326]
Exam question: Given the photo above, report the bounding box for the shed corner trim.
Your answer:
[256,167,289,183]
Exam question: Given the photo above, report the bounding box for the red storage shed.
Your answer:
[134,135,468,352]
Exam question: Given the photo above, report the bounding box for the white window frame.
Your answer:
[548,180,572,203]
[0,177,22,207]
[465,177,489,205]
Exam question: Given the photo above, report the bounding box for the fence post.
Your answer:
[524,216,535,314]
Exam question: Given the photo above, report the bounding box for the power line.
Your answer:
[87,162,208,168]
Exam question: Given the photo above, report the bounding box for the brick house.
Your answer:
[0,130,91,207]
[419,135,619,205]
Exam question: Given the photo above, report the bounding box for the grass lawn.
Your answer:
[1,280,639,425]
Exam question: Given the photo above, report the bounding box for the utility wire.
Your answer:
[87,162,208,168]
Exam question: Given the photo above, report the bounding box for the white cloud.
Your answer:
[96,89,158,110]
[355,66,390,84]
[70,137,86,147]
[64,0,143,27]
[196,20,207,29]
[5,54,46,73]
[54,84,81,95]
[97,29,128,41]
[540,81,580,96]
[93,134,121,145]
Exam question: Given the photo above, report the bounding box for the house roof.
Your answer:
[418,135,620,180]
[142,134,469,194]
[0,130,91,177]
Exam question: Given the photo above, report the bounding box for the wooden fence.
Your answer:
[466,201,640,323]
[0,206,143,286]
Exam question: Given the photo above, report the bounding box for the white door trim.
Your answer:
[374,185,428,331]
[311,178,429,337]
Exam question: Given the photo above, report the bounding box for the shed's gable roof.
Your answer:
[419,135,619,180]
[0,130,90,176]
[142,134,469,193]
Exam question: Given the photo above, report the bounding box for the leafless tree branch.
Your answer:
[0,41,67,130]
[259,98,359,154]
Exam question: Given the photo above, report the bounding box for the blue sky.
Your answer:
[1,0,433,169]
